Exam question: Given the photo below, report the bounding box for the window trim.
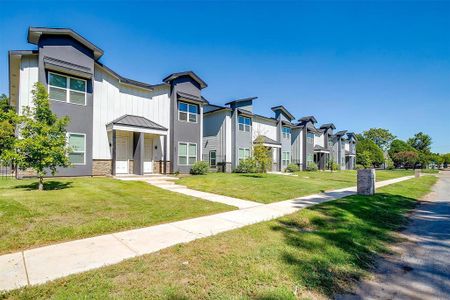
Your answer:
[238,147,251,161]
[209,150,217,167]
[67,132,86,165]
[238,116,251,132]
[48,72,87,106]
[282,126,291,139]
[282,151,291,166]
[178,101,198,123]
[178,142,197,166]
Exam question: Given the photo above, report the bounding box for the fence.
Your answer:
[0,162,14,179]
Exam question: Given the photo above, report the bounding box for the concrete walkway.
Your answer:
[337,171,450,300]
[0,175,414,292]
[118,175,261,209]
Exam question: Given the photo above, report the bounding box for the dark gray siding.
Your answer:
[37,35,94,176]
[203,110,229,168]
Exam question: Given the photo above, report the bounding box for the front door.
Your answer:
[143,137,153,173]
[116,136,128,174]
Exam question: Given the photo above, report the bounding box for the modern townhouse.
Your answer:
[9,27,209,177]
[344,132,357,169]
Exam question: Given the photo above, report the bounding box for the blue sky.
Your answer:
[1,1,449,153]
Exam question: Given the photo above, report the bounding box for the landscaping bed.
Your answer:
[3,176,436,299]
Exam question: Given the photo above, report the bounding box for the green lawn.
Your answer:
[177,170,414,203]
[0,177,233,255]
[4,176,436,299]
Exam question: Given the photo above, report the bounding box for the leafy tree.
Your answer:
[6,83,71,190]
[356,139,384,167]
[357,151,372,169]
[0,94,18,161]
[407,132,432,153]
[253,136,272,173]
[392,151,418,169]
[362,128,396,151]
[443,153,450,168]
[430,153,444,169]
[388,139,416,158]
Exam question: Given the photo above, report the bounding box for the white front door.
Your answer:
[143,137,153,173]
[116,136,128,174]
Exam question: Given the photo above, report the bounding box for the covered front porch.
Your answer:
[254,135,281,172]
[314,145,330,170]
[107,115,168,175]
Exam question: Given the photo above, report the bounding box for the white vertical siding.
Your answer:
[252,117,277,141]
[314,134,324,147]
[93,66,171,160]
[225,114,232,163]
[345,142,350,151]
[299,129,304,164]
[18,56,39,114]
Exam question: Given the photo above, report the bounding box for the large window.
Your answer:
[68,133,86,165]
[282,127,291,139]
[238,116,251,132]
[178,142,197,165]
[48,72,86,105]
[238,148,250,161]
[209,150,217,167]
[306,133,314,144]
[178,102,198,123]
[307,153,314,163]
[282,151,291,166]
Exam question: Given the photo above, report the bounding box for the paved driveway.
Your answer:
[338,171,450,300]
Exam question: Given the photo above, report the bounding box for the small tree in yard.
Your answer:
[0,94,18,162]
[253,136,271,173]
[357,150,372,169]
[9,83,71,190]
[392,151,418,169]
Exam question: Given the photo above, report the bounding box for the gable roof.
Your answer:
[162,71,207,89]
[254,135,281,146]
[298,115,318,124]
[320,123,336,130]
[271,105,295,121]
[225,97,258,106]
[334,130,348,137]
[107,115,167,131]
[346,132,358,141]
[28,27,104,60]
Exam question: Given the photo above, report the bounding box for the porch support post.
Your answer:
[133,132,144,175]
[163,135,167,174]
[111,129,117,176]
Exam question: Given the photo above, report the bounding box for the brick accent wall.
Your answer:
[153,160,171,174]
[92,160,112,176]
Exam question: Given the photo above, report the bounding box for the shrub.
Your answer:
[306,161,318,171]
[328,160,340,171]
[234,158,257,173]
[190,161,209,175]
[355,164,365,170]
[285,163,300,173]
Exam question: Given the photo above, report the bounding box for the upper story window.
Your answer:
[178,102,198,123]
[238,116,251,132]
[328,140,334,149]
[282,127,291,139]
[48,72,86,106]
[306,133,314,144]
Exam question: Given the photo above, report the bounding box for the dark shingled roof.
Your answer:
[225,97,258,106]
[298,115,318,124]
[320,123,336,130]
[314,145,330,152]
[271,105,295,121]
[162,71,207,89]
[254,135,281,146]
[335,130,348,137]
[107,115,167,131]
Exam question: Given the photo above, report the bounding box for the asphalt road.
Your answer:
[337,171,450,300]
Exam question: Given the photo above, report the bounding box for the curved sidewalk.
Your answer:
[0,175,414,292]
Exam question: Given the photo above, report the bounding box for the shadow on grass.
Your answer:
[270,192,417,297]
[15,180,73,191]
[239,173,268,179]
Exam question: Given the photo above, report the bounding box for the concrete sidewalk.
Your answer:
[0,175,414,292]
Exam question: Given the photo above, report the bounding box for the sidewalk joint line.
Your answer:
[21,251,30,286]
[111,234,139,256]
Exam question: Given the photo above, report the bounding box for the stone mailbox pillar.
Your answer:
[415,169,421,178]
[357,169,376,195]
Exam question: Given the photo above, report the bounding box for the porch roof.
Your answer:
[254,135,282,148]
[314,145,330,153]
[106,115,168,135]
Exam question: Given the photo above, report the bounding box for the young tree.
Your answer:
[253,136,272,173]
[0,94,18,160]
[362,128,396,151]
[356,139,384,167]
[357,150,372,169]
[10,83,71,190]
[407,132,432,153]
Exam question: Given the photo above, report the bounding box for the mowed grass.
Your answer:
[177,170,414,203]
[3,176,436,299]
[0,177,233,255]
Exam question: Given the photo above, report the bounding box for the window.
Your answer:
[48,73,86,105]
[307,153,314,163]
[238,148,250,161]
[178,102,198,123]
[282,127,291,139]
[209,150,217,167]
[282,151,291,166]
[238,116,251,132]
[328,140,333,149]
[178,142,197,165]
[306,133,314,144]
[68,133,86,165]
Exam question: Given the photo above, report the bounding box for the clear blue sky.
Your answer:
[1,1,449,153]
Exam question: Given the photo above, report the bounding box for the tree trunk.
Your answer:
[38,177,44,191]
